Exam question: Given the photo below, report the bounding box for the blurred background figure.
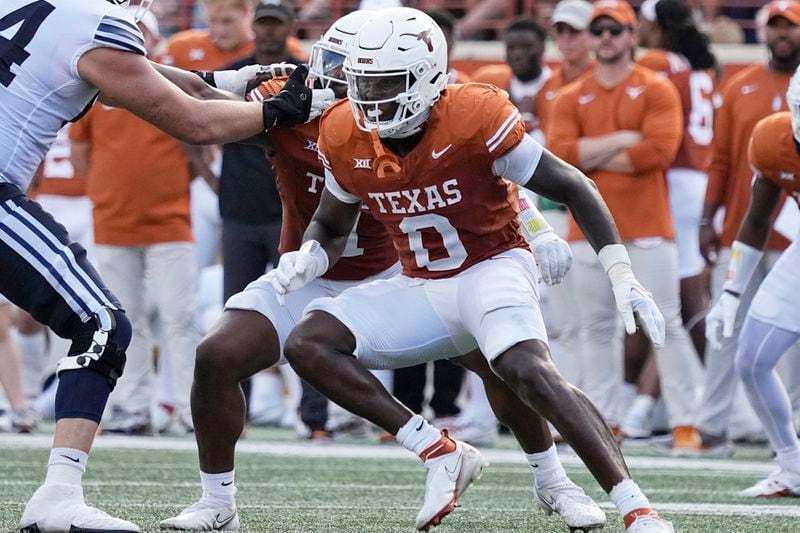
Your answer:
[548,0,704,453]
[472,17,550,143]
[217,0,307,433]
[70,10,202,435]
[622,0,719,441]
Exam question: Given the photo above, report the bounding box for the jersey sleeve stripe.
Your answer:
[94,16,146,55]
[94,34,146,55]
[102,15,142,35]
[487,111,522,153]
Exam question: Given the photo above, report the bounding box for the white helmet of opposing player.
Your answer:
[309,10,376,92]
[343,7,449,138]
[788,65,800,143]
[107,0,154,22]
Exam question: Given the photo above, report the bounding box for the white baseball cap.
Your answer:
[551,0,594,31]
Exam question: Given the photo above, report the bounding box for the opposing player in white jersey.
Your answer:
[708,71,800,497]
[0,1,324,531]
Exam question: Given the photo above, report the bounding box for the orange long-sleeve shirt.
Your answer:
[538,64,594,140]
[705,63,791,251]
[548,64,683,241]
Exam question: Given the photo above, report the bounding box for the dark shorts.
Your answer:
[0,182,120,338]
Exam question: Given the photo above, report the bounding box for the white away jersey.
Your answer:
[0,0,145,191]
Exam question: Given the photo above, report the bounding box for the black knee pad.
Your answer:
[57,308,131,388]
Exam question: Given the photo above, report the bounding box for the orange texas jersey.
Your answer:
[250,79,397,281]
[538,63,594,141]
[637,49,715,171]
[31,126,87,198]
[317,83,530,280]
[548,64,682,242]
[161,29,255,71]
[705,64,791,251]
[749,112,800,203]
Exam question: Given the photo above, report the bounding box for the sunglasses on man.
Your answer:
[589,22,629,37]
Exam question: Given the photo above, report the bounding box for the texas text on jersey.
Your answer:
[318,83,530,280]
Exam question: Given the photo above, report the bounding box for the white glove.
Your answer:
[705,291,740,350]
[531,231,573,285]
[266,240,329,305]
[212,63,296,97]
[308,88,335,122]
[599,244,666,348]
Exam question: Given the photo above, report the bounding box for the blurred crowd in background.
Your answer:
[0,0,798,464]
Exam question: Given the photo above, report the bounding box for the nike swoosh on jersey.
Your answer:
[741,84,758,95]
[577,94,595,105]
[432,144,453,159]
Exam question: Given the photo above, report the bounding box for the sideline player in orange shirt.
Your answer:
[709,82,800,497]
[547,0,703,453]
[275,8,672,533]
[162,12,604,530]
[638,0,718,353]
[696,0,800,456]
[624,0,718,442]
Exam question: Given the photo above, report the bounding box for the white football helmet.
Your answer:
[344,7,449,138]
[788,65,800,143]
[107,0,154,22]
[309,10,376,92]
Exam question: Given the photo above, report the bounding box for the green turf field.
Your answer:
[1,429,798,532]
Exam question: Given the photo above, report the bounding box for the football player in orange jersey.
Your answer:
[709,73,800,498]
[274,8,672,533]
[163,11,608,530]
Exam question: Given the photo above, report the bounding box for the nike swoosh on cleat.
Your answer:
[213,512,236,529]
[60,455,80,463]
[443,455,463,482]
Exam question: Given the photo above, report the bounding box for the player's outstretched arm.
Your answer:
[150,62,237,101]
[79,47,263,144]
[79,48,312,144]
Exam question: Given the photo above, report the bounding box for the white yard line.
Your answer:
[0,433,775,475]
[1,497,799,518]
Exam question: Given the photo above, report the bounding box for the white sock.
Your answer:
[395,415,442,457]
[610,479,651,517]
[200,470,236,507]
[525,444,567,488]
[777,447,800,474]
[45,448,87,486]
